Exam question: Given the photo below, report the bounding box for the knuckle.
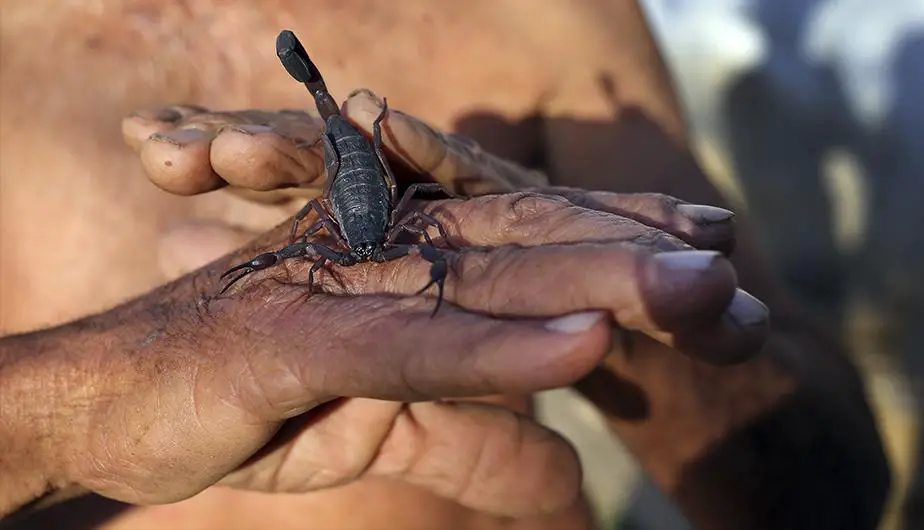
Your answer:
[454,246,520,311]
[631,229,691,252]
[501,192,571,226]
[183,110,233,129]
[635,192,681,215]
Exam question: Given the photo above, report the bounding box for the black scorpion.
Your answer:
[219,30,454,316]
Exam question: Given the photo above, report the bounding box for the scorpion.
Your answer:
[219,30,454,317]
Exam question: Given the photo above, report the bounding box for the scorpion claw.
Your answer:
[220,252,281,279]
[218,271,252,296]
[219,264,249,281]
[217,252,282,294]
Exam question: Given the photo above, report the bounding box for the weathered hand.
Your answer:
[123,90,539,202]
[2,215,618,517]
[111,93,770,529]
[125,91,766,363]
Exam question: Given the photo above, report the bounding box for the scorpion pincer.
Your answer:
[219,30,455,317]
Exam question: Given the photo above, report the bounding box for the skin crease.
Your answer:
[0,1,889,530]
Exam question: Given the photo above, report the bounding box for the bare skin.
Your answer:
[0,0,889,529]
[3,185,755,527]
[1,88,766,528]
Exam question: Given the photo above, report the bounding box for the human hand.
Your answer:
[125,90,764,362]
[115,61,772,530]
[1,209,624,518]
[112,91,770,527]
[123,89,542,203]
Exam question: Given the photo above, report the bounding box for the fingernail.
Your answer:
[130,105,206,123]
[545,311,607,334]
[218,124,274,136]
[727,289,769,327]
[279,405,312,420]
[128,107,180,122]
[150,127,209,146]
[677,204,735,224]
[347,87,384,107]
[154,107,183,122]
[653,250,720,271]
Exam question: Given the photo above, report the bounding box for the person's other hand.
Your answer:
[123,89,542,203]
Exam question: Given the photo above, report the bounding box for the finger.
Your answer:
[401,244,762,364]
[140,126,224,195]
[384,242,736,331]
[382,194,722,333]
[224,398,580,517]
[216,194,712,334]
[370,401,583,517]
[533,186,736,254]
[122,104,209,150]
[205,292,612,416]
[443,243,762,364]
[418,192,696,250]
[209,121,326,191]
[273,233,759,364]
[402,193,762,362]
[124,106,326,196]
[342,89,549,195]
[157,221,258,279]
[220,194,764,363]
[126,106,231,195]
[391,194,763,362]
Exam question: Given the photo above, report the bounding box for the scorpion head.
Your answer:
[351,241,379,262]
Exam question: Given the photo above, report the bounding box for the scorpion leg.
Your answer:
[387,210,455,249]
[388,182,451,226]
[219,241,351,295]
[379,243,448,318]
[306,257,328,294]
[289,198,345,245]
[372,98,399,205]
[388,222,437,248]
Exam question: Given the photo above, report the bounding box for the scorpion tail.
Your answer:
[276,30,340,120]
[276,30,324,87]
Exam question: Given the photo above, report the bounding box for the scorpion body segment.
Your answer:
[220,30,455,316]
[324,115,392,260]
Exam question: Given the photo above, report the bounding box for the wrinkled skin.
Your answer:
[1,94,769,529]
[0,0,890,529]
[6,184,760,527]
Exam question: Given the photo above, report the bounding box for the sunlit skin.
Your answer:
[0,1,889,530]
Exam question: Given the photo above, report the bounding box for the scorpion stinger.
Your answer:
[218,30,457,317]
[276,29,338,120]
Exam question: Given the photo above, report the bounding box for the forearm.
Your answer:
[0,327,89,518]
[0,278,197,518]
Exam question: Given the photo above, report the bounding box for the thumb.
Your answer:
[158,221,257,279]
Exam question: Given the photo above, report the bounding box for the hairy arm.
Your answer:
[534,1,891,529]
[0,326,92,519]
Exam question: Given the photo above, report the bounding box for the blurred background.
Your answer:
[537,1,924,529]
[1,1,918,528]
